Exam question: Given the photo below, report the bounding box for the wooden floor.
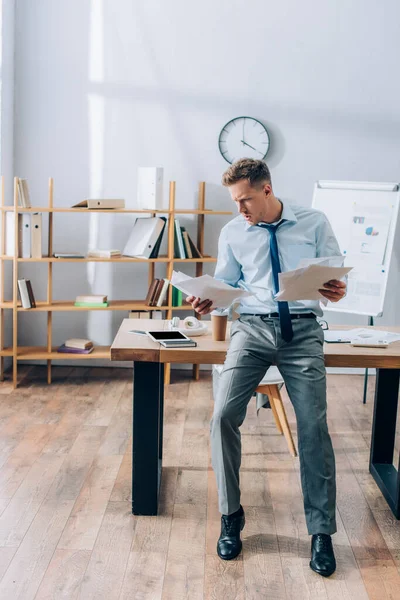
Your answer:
[0,366,398,599]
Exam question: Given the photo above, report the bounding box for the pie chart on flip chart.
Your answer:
[365,226,379,236]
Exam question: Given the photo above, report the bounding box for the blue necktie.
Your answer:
[259,222,293,342]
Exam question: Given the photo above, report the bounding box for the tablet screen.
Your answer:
[147,331,188,341]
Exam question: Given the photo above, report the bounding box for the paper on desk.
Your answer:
[275,264,353,301]
[171,271,253,308]
[347,328,400,344]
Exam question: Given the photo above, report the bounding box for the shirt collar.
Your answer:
[244,200,298,230]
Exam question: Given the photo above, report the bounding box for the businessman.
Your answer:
[187,159,346,577]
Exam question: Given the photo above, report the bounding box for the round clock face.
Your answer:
[218,117,270,164]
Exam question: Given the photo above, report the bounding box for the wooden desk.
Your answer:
[111,319,400,517]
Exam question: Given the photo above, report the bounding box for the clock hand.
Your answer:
[241,140,257,151]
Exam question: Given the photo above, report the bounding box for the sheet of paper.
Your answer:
[297,255,345,268]
[347,328,400,344]
[275,265,353,301]
[324,327,400,344]
[171,271,253,308]
[323,330,353,342]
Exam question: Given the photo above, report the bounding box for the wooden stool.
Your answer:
[256,367,297,458]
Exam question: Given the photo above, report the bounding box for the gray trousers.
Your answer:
[211,315,336,535]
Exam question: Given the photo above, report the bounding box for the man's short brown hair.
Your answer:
[222,159,271,188]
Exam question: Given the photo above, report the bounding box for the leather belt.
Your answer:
[241,312,316,320]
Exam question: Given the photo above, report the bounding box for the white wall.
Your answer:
[1,0,15,360]
[11,0,400,354]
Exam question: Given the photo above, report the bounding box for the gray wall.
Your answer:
[9,0,400,353]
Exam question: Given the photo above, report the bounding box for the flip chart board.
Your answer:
[312,180,400,317]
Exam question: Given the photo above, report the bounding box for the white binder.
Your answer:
[5,213,23,257]
[123,217,165,259]
[137,167,163,210]
[31,213,42,258]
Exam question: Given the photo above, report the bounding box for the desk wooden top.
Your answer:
[111,319,400,369]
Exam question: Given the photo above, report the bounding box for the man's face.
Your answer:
[229,179,272,225]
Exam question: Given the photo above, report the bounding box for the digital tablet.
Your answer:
[146,330,197,348]
[146,330,191,342]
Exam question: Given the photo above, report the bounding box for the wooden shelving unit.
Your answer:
[1,177,232,387]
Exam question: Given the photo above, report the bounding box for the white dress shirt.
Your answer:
[214,202,341,317]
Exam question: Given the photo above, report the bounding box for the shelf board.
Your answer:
[11,346,111,359]
[0,348,13,357]
[174,210,233,215]
[0,256,216,263]
[0,300,192,311]
[173,257,216,263]
[0,256,171,263]
[1,207,172,214]
[1,206,232,216]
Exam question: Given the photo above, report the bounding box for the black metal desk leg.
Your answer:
[369,368,400,518]
[132,361,164,515]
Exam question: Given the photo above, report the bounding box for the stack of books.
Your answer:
[74,294,108,307]
[174,220,202,259]
[17,279,36,309]
[57,338,94,354]
[87,249,121,258]
[144,278,170,307]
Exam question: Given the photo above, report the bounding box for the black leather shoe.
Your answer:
[217,505,245,560]
[310,534,336,577]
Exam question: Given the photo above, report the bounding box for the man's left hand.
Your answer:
[319,279,347,303]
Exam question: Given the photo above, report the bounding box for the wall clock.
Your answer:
[218,117,270,164]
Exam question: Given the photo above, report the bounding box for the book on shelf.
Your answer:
[181,230,192,258]
[174,219,186,258]
[54,253,85,259]
[145,278,160,306]
[74,302,109,307]
[188,235,202,258]
[151,279,166,307]
[75,294,107,304]
[64,338,93,350]
[87,249,121,258]
[17,279,36,309]
[156,278,170,307]
[25,280,36,308]
[31,213,42,258]
[123,217,166,259]
[17,179,31,208]
[57,344,94,354]
[173,223,202,259]
[171,286,183,307]
[71,199,125,209]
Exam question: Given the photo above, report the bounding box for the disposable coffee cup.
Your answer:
[211,314,228,341]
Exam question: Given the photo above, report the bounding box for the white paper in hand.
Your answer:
[275,264,352,301]
[171,271,253,308]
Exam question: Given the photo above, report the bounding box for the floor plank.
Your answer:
[77,501,135,600]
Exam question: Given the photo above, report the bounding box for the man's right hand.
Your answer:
[186,295,213,315]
